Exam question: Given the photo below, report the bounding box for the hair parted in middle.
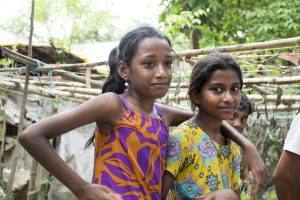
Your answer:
[102,25,172,95]
[188,51,243,109]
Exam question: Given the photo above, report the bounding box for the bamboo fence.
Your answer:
[1,36,300,112]
[0,19,300,200]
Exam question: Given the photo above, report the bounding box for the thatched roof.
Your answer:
[0,43,86,64]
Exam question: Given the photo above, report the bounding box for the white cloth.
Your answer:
[284,114,300,155]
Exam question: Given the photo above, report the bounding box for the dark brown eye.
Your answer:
[211,87,222,93]
[232,86,241,93]
[145,61,155,68]
[164,61,173,68]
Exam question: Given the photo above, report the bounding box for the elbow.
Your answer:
[18,125,39,148]
[18,128,32,147]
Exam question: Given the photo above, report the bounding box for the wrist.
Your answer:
[241,139,255,151]
[72,180,90,198]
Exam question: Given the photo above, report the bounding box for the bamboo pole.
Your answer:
[0,80,94,100]
[169,76,300,88]
[55,86,101,96]
[254,104,300,112]
[250,85,273,95]
[52,70,103,88]
[247,95,300,102]
[243,76,300,85]
[0,60,108,72]
[175,36,300,58]
[162,93,300,103]
[0,77,101,95]
[232,45,300,55]
[0,77,87,87]
[0,47,104,88]
[5,1,35,199]
[187,52,300,61]
[0,92,7,180]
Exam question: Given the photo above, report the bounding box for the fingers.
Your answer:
[264,167,270,185]
[111,193,122,200]
[101,193,122,200]
[98,191,122,200]
[252,170,266,196]
[241,165,249,184]
[100,185,114,193]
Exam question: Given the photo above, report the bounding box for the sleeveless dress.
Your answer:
[92,95,169,200]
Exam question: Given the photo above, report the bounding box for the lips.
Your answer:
[218,106,237,112]
[151,82,170,89]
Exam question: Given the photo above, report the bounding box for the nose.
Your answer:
[232,118,241,128]
[223,91,234,103]
[156,63,167,78]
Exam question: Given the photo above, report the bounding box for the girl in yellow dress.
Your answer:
[162,52,243,200]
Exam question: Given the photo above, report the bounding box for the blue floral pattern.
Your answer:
[166,121,242,198]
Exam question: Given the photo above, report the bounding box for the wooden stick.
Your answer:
[0,92,8,180]
[0,80,93,100]
[175,36,300,58]
[162,93,300,103]
[0,61,108,72]
[52,70,103,88]
[1,47,104,88]
[0,77,101,95]
[55,86,101,96]
[169,76,300,88]
[0,77,87,87]
[250,85,273,95]
[5,1,35,199]
[254,104,300,111]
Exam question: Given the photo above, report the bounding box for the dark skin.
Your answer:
[163,69,243,199]
[273,150,300,200]
[18,37,193,200]
[19,38,268,200]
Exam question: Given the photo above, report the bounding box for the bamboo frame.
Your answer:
[175,36,300,58]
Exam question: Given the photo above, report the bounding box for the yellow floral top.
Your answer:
[165,121,241,199]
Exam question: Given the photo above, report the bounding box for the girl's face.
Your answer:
[127,37,173,99]
[196,69,241,121]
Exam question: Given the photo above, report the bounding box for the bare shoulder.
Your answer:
[82,92,124,123]
[19,93,124,139]
[156,103,193,127]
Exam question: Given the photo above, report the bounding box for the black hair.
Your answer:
[239,93,252,115]
[101,46,123,94]
[188,51,243,108]
[102,25,171,94]
[85,26,171,148]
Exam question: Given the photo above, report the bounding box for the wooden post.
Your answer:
[5,1,35,199]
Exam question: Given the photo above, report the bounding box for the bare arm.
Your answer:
[161,171,174,200]
[273,150,300,200]
[157,104,193,127]
[18,93,123,200]
[221,121,269,195]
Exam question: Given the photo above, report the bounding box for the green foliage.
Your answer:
[52,100,60,111]
[0,0,122,48]
[0,180,17,200]
[0,58,13,67]
[159,0,300,49]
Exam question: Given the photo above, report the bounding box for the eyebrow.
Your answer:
[208,81,241,86]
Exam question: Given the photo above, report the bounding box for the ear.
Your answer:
[117,61,129,80]
[189,90,200,105]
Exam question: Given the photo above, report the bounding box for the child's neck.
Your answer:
[124,92,155,114]
[192,113,227,146]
